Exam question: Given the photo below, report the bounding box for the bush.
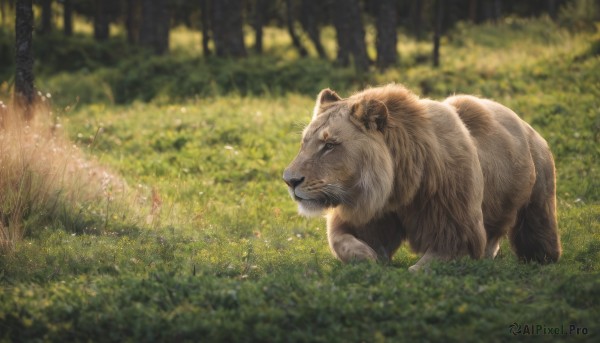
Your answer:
[38,71,115,107]
[105,55,366,103]
[558,0,600,32]
[33,33,139,75]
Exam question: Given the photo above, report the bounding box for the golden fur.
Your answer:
[283,84,561,269]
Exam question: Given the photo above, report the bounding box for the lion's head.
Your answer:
[283,88,395,224]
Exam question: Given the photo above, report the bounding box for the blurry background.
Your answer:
[1,0,599,106]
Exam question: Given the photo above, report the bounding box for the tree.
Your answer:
[433,0,443,67]
[199,0,211,56]
[125,0,139,44]
[548,0,558,20]
[331,0,349,66]
[482,0,502,23]
[299,0,326,59]
[409,0,423,39]
[15,0,34,119]
[285,0,308,57]
[211,0,246,58]
[63,0,72,36]
[375,0,398,70]
[139,0,169,54]
[0,0,5,25]
[331,0,369,71]
[94,0,109,41]
[40,0,52,34]
[252,0,266,54]
[468,0,478,23]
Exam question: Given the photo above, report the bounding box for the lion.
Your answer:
[283,84,561,271]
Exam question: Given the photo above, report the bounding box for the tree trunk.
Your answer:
[493,0,502,22]
[139,0,169,54]
[40,0,51,34]
[253,0,265,54]
[94,0,109,41]
[548,0,557,20]
[15,0,34,119]
[125,0,139,44]
[332,0,369,72]
[285,0,307,57]
[432,0,443,68]
[299,0,326,59]
[211,0,246,58]
[347,0,370,72]
[375,0,397,70]
[410,0,423,40]
[331,0,349,66]
[199,0,211,56]
[63,0,72,36]
[482,0,501,23]
[468,0,478,23]
[0,0,5,25]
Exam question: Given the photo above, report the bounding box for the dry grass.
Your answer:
[0,97,126,252]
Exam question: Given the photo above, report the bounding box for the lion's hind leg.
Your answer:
[509,147,561,264]
[509,179,561,263]
[504,124,564,263]
[509,200,561,264]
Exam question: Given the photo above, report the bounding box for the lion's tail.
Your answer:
[509,150,562,264]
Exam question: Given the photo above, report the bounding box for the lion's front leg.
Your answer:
[330,233,379,263]
[327,214,379,263]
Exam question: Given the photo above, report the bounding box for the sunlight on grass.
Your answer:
[0,98,129,252]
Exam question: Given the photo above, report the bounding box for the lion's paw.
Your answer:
[336,238,378,263]
[408,264,423,273]
[349,246,378,263]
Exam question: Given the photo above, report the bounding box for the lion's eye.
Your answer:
[324,142,335,151]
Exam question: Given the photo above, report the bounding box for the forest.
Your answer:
[1,0,599,342]
[2,0,592,106]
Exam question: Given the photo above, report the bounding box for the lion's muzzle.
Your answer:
[283,167,306,201]
[282,169,305,190]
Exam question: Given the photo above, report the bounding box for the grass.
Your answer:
[0,99,133,252]
[1,18,600,341]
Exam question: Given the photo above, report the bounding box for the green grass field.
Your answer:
[1,18,599,342]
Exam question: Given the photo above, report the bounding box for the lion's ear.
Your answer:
[313,88,341,119]
[351,99,388,131]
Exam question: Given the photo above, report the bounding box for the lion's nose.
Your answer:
[283,170,305,189]
[286,176,305,189]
